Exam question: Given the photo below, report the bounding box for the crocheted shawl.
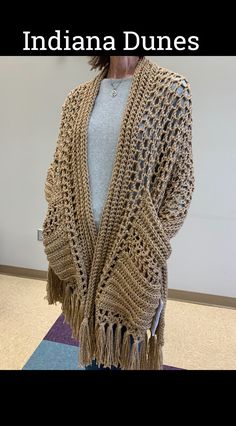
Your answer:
[42,56,195,370]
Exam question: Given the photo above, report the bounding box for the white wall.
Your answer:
[0,56,235,297]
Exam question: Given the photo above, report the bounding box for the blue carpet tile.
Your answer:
[23,340,84,370]
[22,315,183,370]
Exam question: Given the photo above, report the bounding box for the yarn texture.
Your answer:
[42,57,195,370]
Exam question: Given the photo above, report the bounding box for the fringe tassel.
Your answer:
[120,330,131,370]
[70,293,77,337]
[45,266,65,304]
[103,323,114,367]
[60,284,83,344]
[158,344,163,370]
[95,323,106,366]
[128,340,140,370]
[147,335,162,370]
[113,323,122,367]
[62,285,73,323]
[73,296,82,340]
[147,335,156,370]
[140,332,148,370]
[78,300,85,327]
[69,291,75,328]
[78,317,93,366]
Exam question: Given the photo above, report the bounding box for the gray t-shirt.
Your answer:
[87,76,133,231]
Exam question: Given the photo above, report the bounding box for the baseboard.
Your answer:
[168,289,235,309]
[0,264,235,309]
[0,264,47,281]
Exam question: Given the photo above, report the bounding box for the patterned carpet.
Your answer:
[22,315,182,370]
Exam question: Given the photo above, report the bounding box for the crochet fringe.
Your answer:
[113,323,123,366]
[45,266,163,370]
[140,330,148,370]
[148,335,162,370]
[104,323,114,367]
[45,266,65,304]
[95,323,106,367]
[90,323,163,370]
[78,317,93,366]
[129,339,141,370]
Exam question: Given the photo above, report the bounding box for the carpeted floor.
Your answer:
[1,273,236,370]
[22,314,181,370]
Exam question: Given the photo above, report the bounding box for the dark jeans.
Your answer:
[85,359,122,370]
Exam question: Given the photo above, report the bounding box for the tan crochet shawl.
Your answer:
[42,57,195,370]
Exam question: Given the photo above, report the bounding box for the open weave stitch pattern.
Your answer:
[42,57,195,370]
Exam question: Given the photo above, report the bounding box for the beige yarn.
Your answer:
[42,57,195,370]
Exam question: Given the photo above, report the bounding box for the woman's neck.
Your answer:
[106,56,140,79]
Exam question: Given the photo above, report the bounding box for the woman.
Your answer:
[42,56,195,370]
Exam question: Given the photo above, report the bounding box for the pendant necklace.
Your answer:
[110,79,123,97]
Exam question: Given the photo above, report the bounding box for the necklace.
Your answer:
[110,79,123,97]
